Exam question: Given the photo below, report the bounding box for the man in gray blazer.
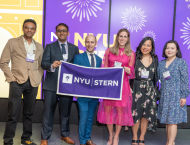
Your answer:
[40,23,79,145]
[0,19,44,145]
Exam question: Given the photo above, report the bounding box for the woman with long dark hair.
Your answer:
[131,37,158,145]
[157,40,190,145]
[97,28,135,145]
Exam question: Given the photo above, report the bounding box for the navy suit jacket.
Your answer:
[73,51,102,101]
[73,51,102,68]
[41,41,79,91]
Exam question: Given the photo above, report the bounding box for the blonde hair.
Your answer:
[110,28,132,56]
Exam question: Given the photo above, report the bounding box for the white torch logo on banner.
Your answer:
[63,73,73,84]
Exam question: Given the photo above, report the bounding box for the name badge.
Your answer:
[26,53,35,62]
[163,71,170,80]
[114,61,122,67]
[63,54,68,61]
[141,70,149,78]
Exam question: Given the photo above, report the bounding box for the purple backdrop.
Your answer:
[44,0,190,104]
[45,0,110,101]
[45,0,110,59]
[110,0,174,58]
[175,0,190,105]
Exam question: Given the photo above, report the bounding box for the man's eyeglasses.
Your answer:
[57,29,68,33]
[24,26,35,30]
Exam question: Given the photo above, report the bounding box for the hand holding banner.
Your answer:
[57,61,124,100]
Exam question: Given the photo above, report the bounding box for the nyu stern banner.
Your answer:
[57,61,124,100]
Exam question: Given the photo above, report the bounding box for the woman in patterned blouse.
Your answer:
[157,40,190,145]
[131,37,158,145]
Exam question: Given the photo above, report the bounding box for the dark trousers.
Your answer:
[41,90,73,140]
[3,80,38,145]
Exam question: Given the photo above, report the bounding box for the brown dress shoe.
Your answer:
[40,140,48,145]
[86,139,96,145]
[61,136,75,144]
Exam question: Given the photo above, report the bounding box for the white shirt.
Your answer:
[86,50,96,67]
[58,40,68,61]
[22,36,36,54]
[50,41,68,72]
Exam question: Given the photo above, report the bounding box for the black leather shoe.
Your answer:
[21,140,37,145]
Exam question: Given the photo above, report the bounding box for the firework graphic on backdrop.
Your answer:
[180,17,190,49]
[121,6,147,32]
[62,0,105,22]
[143,30,156,41]
[188,4,190,9]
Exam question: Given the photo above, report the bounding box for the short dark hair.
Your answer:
[56,23,69,31]
[162,40,182,58]
[136,37,156,59]
[23,19,37,29]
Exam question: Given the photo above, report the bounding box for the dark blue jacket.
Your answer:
[41,41,79,91]
[73,51,102,68]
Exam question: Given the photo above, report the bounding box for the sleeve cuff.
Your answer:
[50,64,55,72]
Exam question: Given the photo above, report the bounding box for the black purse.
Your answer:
[153,57,161,100]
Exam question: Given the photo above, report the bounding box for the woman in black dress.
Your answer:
[131,37,158,145]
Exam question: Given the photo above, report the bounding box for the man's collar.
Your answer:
[58,40,67,46]
[22,35,34,44]
[86,50,95,56]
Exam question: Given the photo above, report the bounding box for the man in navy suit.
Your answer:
[73,35,102,145]
[40,23,79,145]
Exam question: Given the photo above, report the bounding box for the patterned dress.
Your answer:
[132,59,157,131]
[157,57,190,124]
[97,48,135,126]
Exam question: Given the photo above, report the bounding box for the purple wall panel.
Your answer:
[175,0,190,105]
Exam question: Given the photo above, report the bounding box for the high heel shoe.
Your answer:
[139,140,145,145]
[166,142,175,145]
[132,140,138,145]
[107,132,115,145]
[113,136,119,145]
